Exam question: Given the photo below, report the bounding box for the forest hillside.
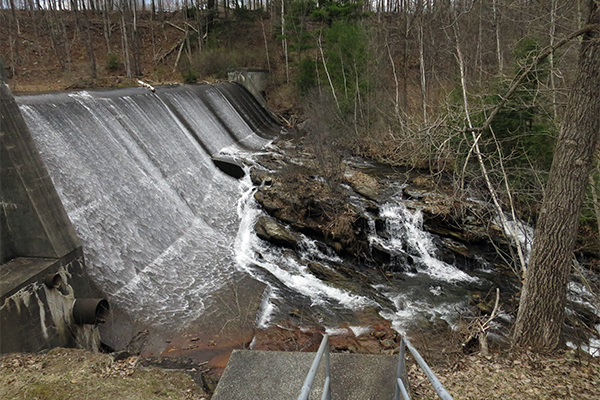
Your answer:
[1,0,594,233]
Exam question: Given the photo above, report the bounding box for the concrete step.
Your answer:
[212,349,398,400]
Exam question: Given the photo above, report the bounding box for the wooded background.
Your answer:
[2,0,599,353]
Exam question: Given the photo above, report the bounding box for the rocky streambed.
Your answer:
[238,131,534,354]
[239,129,600,357]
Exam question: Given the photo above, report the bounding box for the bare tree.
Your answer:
[72,0,97,78]
[513,0,600,352]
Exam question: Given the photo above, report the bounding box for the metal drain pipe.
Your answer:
[72,298,110,325]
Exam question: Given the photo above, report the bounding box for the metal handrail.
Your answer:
[394,336,454,400]
[297,334,332,400]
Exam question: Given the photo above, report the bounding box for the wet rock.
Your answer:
[253,173,371,259]
[366,201,380,215]
[380,338,397,350]
[441,238,471,259]
[307,262,344,283]
[403,188,429,200]
[250,168,273,186]
[306,261,397,310]
[374,218,389,239]
[251,321,324,352]
[253,191,281,214]
[252,136,520,279]
[356,337,382,353]
[370,243,391,265]
[345,169,380,200]
[254,216,299,249]
[369,243,414,273]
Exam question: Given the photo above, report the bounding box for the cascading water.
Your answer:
[17,83,598,351]
[20,83,483,336]
[235,182,492,334]
[17,84,277,328]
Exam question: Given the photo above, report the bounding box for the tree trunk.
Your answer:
[418,22,426,123]
[513,0,600,352]
[281,0,289,84]
[549,0,558,121]
[121,11,132,78]
[493,0,503,74]
[103,0,112,53]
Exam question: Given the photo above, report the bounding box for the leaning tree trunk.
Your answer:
[513,0,600,352]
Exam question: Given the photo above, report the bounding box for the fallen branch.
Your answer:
[479,288,501,355]
[137,80,155,92]
[184,21,199,34]
[155,34,186,64]
[172,38,186,72]
[463,288,502,356]
[165,21,186,33]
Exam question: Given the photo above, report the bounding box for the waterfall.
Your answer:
[235,185,485,333]
[17,83,599,353]
[17,84,277,328]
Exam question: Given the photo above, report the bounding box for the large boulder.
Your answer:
[253,172,371,259]
[345,169,380,201]
[254,216,299,249]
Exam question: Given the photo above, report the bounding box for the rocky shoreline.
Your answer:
[242,129,600,360]
[250,132,517,285]
[91,128,600,393]
[3,130,599,400]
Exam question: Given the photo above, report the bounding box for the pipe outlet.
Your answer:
[72,298,110,325]
[44,273,63,289]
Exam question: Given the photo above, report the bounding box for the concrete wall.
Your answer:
[1,63,104,354]
[1,83,81,264]
[0,249,101,354]
[227,68,269,108]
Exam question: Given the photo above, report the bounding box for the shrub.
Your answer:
[107,53,119,71]
[182,69,198,83]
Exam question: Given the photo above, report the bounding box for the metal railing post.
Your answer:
[321,346,331,400]
[394,336,453,400]
[298,334,331,400]
[395,337,411,400]
[405,339,454,400]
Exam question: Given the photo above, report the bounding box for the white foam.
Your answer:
[234,179,379,325]
[429,286,442,296]
[349,325,372,337]
[375,202,476,283]
[494,215,534,262]
[326,327,350,336]
[567,339,600,357]
[568,282,600,318]
[377,286,468,334]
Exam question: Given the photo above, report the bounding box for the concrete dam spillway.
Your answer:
[16,83,280,334]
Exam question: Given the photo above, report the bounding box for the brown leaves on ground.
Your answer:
[408,351,600,400]
[0,348,207,400]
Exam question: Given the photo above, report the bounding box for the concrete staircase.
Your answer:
[212,349,398,400]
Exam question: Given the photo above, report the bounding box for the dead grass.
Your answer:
[0,348,207,400]
[408,351,600,400]
[1,341,599,399]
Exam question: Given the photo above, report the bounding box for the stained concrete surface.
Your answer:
[1,82,80,263]
[0,257,58,301]
[212,350,398,400]
[99,273,267,375]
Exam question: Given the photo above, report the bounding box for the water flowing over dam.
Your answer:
[16,83,505,335]
[16,83,279,328]
[21,81,599,351]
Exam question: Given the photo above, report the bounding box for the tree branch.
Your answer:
[481,25,597,135]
